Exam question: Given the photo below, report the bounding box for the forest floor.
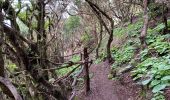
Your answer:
[77,60,142,100]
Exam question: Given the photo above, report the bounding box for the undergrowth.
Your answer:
[110,19,170,100]
[55,55,81,77]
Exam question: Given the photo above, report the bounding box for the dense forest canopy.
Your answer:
[0,0,170,100]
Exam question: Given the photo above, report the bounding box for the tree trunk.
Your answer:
[0,7,5,77]
[162,4,168,34]
[163,15,168,34]
[106,32,113,63]
[140,0,148,49]
[96,24,103,59]
[84,48,90,95]
[37,0,48,80]
[106,21,114,63]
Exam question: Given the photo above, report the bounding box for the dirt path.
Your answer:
[78,60,141,100]
[84,60,119,100]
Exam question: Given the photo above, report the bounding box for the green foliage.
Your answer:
[55,65,77,77]
[18,11,38,31]
[8,63,18,72]
[113,45,135,66]
[149,40,170,54]
[146,24,165,42]
[18,12,27,21]
[70,55,81,62]
[112,19,170,99]
[55,55,80,77]
[126,38,141,47]
[146,31,169,46]
[147,20,170,35]
[80,33,91,43]
[132,55,170,95]
[17,18,29,34]
[45,20,51,30]
[113,20,143,38]
[168,19,170,28]
[140,49,149,61]
[152,84,167,93]
[113,27,126,38]
[126,20,143,37]
[146,28,170,55]
[151,92,165,100]
[153,23,165,32]
[94,52,107,64]
[64,16,80,33]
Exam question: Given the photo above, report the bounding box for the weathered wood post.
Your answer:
[84,47,90,94]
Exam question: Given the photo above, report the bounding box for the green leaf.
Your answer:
[157,65,170,70]
[161,76,170,81]
[151,98,156,100]
[155,75,161,79]
[152,84,167,93]
[150,69,157,74]
[154,23,165,32]
[150,80,161,87]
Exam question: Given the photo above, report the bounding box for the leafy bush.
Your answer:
[113,45,135,66]
[149,40,170,54]
[111,19,170,98]
[125,38,141,46]
[55,55,80,77]
[131,21,170,99]
[139,49,149,61]
[151,92,165,100]
[113,27,126,38]
[112,18,170,99]
[153,23,165,32]
[146,31,170,55]
[113,20,143,38]
[132,55,170,96]
[126,20,143,37]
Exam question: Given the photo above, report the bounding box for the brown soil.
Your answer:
[165,88,170,100]
[77,60,141,100]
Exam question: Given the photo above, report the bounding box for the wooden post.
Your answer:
[0,9,5,77]
[84,47,90,94]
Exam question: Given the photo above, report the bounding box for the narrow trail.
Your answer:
[84,60,119,100]
[79,60,141,100]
